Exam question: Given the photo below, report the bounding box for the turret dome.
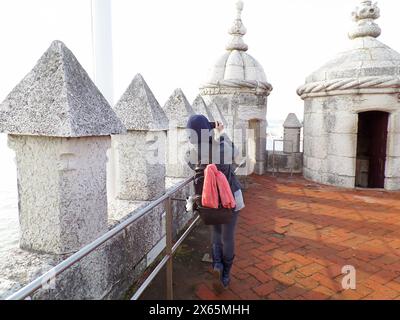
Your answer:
[298,1,400,99]
[201,1,272,96]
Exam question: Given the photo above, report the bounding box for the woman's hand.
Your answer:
[216,121,224,132]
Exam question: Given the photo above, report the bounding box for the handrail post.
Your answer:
[165,196,173,300]
[272,140,276,176]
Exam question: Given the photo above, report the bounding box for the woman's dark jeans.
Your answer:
[211,211,239,260]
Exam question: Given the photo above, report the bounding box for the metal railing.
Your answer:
[272,139,295,176]
[6,176,197,300]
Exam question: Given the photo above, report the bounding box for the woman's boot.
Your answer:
[211,244,224,276]
[211,244,224,292]
[221,255,235,288]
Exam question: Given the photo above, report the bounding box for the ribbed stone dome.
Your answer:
[206,50,268,85]
[297,1,400,98]
[306,38,400,82]
[201,1,272,95]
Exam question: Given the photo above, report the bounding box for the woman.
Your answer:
[186,114,245,290]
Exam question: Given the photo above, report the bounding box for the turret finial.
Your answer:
[236,0,244,18]
[226,1,248,51]
[348,1,381,40]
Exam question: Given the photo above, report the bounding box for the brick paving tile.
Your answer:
[277,285,309,299]
[296,275,320,290]
[253,281,280,297]
[196,283,220,300]
[230,275,260,293]
[255,258,283,271]
[275,260,301,274]
[244,266,272,283]
[193,174,400,300]
[297,262,326,277]
[272,270,296,286]
[311,272,342,293]
[237,289,263,300]
[266,292,283,300]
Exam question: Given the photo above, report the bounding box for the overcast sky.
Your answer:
[0,0,399,192]
[1,0,400,249]
[1,0,400,124]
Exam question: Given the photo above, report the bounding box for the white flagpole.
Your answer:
[91,0,114,105]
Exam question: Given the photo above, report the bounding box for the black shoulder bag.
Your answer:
[192,142,233,225]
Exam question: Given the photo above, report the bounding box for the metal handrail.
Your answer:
[6,176,195,300]
[131,214,201,300]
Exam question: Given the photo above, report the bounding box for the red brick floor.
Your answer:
[195,174,400,300]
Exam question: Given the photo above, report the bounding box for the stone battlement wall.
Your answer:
[0,40,301,299]
[0,41,197,299]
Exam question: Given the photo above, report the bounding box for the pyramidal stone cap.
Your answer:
[207,102,225,123]
[113,74,169,131]
[163,88,195,128]
[0,40,126,137]
[283,113,302,128]
[192,95,214,121]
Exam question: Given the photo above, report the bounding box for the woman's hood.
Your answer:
[186,114,212,144]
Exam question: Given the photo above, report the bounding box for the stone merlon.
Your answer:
[0,40,126,137]
[192,95,214,121]
[163,88,195,128]
[283,113,302,128]
[113,74,169,131]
